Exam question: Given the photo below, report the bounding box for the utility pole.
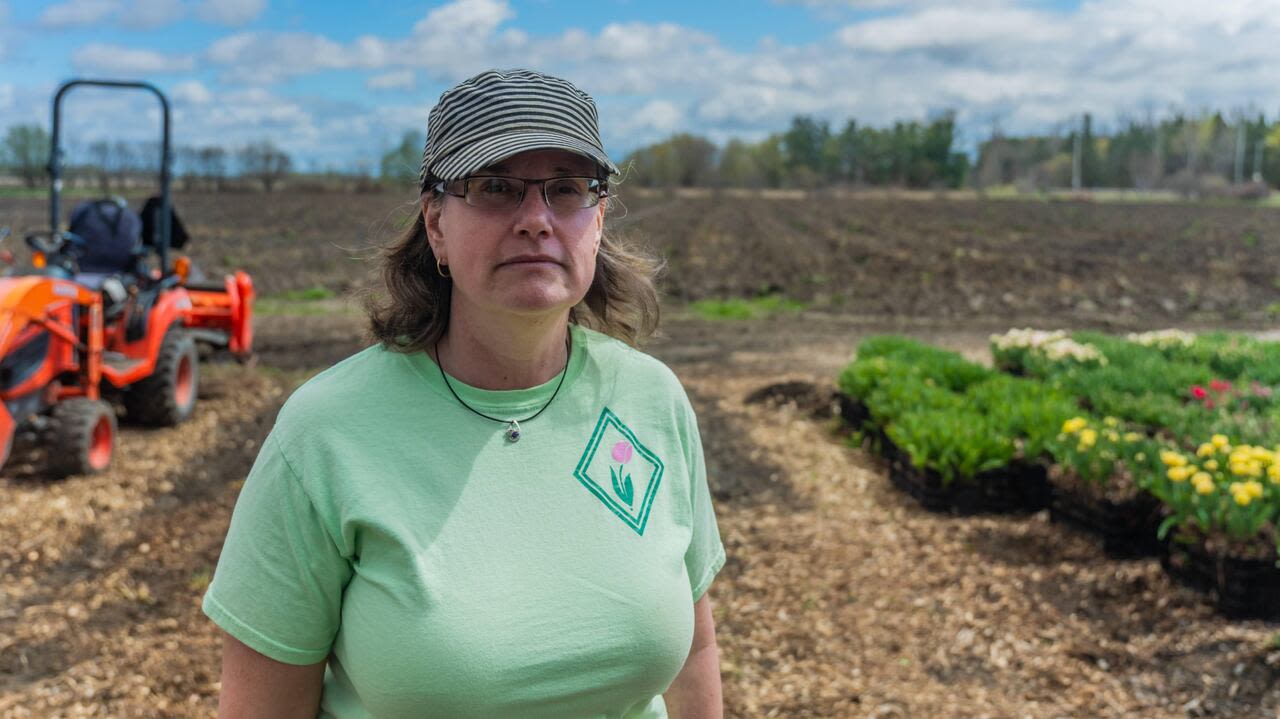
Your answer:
[1234,122,1246,184]
[1071,114,1082,191]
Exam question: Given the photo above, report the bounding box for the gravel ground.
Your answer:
[654,319,1280,719]
[2,313,1279,717]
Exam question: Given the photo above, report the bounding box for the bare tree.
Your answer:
[112,140,135,189]
[88,140,112,191]
[197,146,227,191]
[176,145,202,191]
[2,124,51,188]
[238,140,292,192]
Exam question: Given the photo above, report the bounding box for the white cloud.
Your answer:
[16,0,1280,171]
[39,0,119,28]
[37,0,185,30]
[171,80,213,104]
[196,0,265,27]
[411,0,513,39]
[366,70,415,91]
[72,43,195,74]
[120,0,184,29]
[207,31,370,83]
[778,0,1010,7]
[837,7,1065,53]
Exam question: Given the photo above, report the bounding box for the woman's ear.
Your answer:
[422,194,446,261]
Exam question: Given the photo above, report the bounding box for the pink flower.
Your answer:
[1209,379,1232,394]
[611,441,634,464]
[1190,385,1208,400]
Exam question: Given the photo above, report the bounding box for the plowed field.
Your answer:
[1,191,1278,717]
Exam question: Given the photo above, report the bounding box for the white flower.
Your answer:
[1125,329,1195,349]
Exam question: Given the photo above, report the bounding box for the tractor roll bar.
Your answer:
[47,79,173,274]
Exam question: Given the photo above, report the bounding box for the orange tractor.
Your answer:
[0,79,254,476]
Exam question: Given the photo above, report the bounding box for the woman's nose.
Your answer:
[512,184,554,236]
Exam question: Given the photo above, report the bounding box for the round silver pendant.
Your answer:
[505,421,522,443]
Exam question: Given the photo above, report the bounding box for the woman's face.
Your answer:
[425,149,605,324]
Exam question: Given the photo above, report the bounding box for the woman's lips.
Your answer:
[501,256,560,267]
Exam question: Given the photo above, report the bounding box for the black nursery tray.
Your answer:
[1160,534,1280,619]
[839,395,1049,514]
[886,457,1051,515]
[1048,480,1162,558]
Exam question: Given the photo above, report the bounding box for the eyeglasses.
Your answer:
[435,175,608,213]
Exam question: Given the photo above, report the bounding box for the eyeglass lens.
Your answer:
[464,177,601,211]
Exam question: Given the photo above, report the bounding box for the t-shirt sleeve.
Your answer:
[202,431,353,665]
[682,403,726,603]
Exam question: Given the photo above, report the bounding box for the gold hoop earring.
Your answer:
[436,258,451,279]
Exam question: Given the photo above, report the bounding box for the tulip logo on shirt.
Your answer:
[574,407,664,536]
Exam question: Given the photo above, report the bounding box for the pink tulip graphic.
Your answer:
[610,441,635,506]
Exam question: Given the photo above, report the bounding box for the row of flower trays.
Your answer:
[837,330,1280,618]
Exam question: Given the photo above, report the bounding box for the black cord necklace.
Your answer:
[434,331,572,443]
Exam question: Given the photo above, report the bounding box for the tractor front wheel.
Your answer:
[47,398,117,478]
[126,330,199,426]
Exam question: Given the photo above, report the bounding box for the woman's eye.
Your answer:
[551,180,586,196]
[478,178,515,195]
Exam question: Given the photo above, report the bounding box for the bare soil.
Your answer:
[2,191,1279,717]
[5,190,1280,326]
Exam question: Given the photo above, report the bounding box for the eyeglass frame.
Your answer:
[431,175,610,212]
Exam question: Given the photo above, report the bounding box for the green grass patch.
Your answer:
[253,285,349,316]
[689,294,807,321]
[275,285,336,301]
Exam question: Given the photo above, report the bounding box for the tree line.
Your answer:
[620,113,970,190]
[976,112,1280,195]
[1,124,293,192]
[10,109,1280,195]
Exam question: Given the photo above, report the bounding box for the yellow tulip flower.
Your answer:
[1196,443,1216,458]
[1168,466,1190,482]
[1062,417,1087,434]
[1212,434,1231,449]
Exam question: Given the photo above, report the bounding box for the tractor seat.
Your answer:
[69,198,145,276]
[73,272,132,321]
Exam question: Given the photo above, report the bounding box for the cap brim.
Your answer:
[429,130,619,182]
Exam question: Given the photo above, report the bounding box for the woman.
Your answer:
[203,69,727,718]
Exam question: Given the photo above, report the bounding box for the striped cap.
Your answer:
[419,69,618,186]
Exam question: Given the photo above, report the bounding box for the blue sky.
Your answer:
[1,0,1275,172]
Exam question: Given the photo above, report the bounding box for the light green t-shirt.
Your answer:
[202,324,726,719]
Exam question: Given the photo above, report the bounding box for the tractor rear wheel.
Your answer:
[126,329,199,426]
[47,398,116,477]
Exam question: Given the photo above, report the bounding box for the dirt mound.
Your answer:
[743,379,838,419]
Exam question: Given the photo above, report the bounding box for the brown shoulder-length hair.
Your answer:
[365,189,663,352]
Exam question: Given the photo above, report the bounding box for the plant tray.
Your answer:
[838,396,899,462]
[1048,483,1162,558]
[886,456,1051,515]
[1159,535,1280,619]
[837,395,872,431]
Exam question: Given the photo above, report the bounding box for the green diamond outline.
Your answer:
[573,407,664,536]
